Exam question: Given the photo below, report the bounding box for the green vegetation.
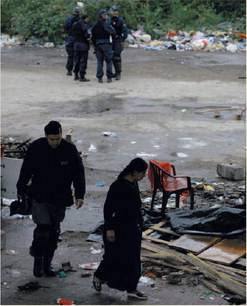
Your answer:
[1,0,246,44]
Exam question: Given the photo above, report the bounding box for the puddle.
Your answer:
[43,94,124,116]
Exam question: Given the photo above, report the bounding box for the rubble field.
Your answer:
[1,45,246,305]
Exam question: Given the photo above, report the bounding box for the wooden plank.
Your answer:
[168,234,221,254]
[141,256,198,274]
[234,257,246,269]
[141,240,167,254]
[201,279,223,294]
[150,225,180,237]
[198,238,246,265]
[186,253,246,298]
[143,228,154,236]
[209,261,246,277]
[142,234,171,246]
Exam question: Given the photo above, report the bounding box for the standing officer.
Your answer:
[17,121,86,277]
[110,5,128,80]
[64,7,81,76]
[72,14,91,82]
[91,9,116,83]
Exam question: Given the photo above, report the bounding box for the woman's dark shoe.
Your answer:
[93,275,102,292]
[74,75,79,81]
[33,257,43,277]
[98,78,103,83]
[127,290,148,300]
[107,78,112,83]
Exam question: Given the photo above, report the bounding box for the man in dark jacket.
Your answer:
[91,9,116,83]
[17,121,86,277]
[64,7,81,75]
[110,5,128,80]
[72,15,91,82]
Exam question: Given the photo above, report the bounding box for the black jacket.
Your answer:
[91,20,116,46]
[72,18,91,50]
[17,138,86,206]
[110,16,128,41]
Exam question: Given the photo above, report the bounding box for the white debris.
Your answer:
[88,144,97,152]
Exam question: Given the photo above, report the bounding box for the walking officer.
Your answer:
[64,7,81,75]
[109,5,128,80]
[91,9,116,83]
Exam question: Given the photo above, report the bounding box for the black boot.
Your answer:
[33,257,43,277]
[74,74,79,81]
[44,256,56,277]
[115,73,121,80]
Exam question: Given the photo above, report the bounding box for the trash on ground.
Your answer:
[136,152,157,158]
[61,262,76,272]
[88,144,97,152]
[57,298,75,305]
[139,276,155,286]
[81,272,92,278]
[102,131,117,137]
[58,271,67,278]
[90,247,102,255]
[95,181,106,187]
[18,281,49,292]
[78,262,99,270]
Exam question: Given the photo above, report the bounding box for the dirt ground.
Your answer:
[1,46,246,305]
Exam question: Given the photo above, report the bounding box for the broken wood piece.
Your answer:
[234,257,246,270]
[141,256,199,274]
[201,279,223,294]
[168,234,221,254]
[186,253,246,298]
[142,233,171,246]
[198,238,246,265]
[209,261,246,277]
[141,240,169,254]
[150,225,180,237]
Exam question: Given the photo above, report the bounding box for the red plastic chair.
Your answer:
[148,160,194,214]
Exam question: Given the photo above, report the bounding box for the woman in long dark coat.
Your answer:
[93,158,148,300]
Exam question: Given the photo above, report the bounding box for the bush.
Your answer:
[1,0,246,43]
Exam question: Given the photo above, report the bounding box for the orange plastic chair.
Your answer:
[148,160,194,214]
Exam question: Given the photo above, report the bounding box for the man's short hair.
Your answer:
[44,121,62,135]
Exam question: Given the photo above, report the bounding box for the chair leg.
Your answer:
[176,193,180,208]
[190,188,194,209]
[151,188,157,211]
[161,193,169,215]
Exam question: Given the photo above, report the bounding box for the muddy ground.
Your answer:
[1,46,246,305]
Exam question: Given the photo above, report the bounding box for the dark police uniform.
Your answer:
[91,19,116,81]
[110,15,128,79]
[72,18,91,80]
[64,14,80,74]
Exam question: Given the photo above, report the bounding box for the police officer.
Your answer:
[17,121,86,277]
[91,9,116,83]
[64,7,81,76]
[72,14,91,82]
[110,5,128,80]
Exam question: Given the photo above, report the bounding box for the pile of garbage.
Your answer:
[127,29,246,53]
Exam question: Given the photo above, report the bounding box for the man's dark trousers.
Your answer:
[30,201,66,259]
[112,39,123,75]
[96,44,113,79]
[65,42,74,73]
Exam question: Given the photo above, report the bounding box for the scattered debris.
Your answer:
[90,247,102,255]
[88,144,97,152]
[95,181,106,187]
[61,262,76,272]
[80,272,92,278]
[102,131,117,137]
[78,262,99,270]
[57,298,75,305]
[18,281,49,292]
